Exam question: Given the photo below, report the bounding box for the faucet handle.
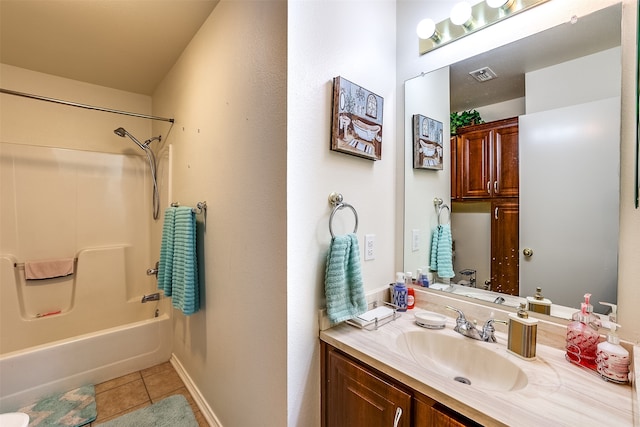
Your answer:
[481,318,508,342]
[445,305,465,319]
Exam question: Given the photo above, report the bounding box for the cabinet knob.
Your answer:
[523,248,534,257]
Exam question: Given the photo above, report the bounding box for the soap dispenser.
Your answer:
[507,303,538,360]
[596,302,629,384]
[526,287,552,315]
[565,298,600,370]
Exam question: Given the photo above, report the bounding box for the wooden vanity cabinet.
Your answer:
[321,342,481,427]
[453,118,519,200]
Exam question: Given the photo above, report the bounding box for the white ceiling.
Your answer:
[450,4,622,112]
[0,0,219,95]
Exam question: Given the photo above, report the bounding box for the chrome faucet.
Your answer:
[446,306,507,342]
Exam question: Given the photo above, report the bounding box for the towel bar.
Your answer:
[170,201,207,214]
[328,192,359,238]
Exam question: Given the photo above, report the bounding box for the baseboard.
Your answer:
[170,354,223,427]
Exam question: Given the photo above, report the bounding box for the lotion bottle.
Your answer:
[596,303,629,384]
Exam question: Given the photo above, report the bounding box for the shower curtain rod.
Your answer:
[0,88,174,123]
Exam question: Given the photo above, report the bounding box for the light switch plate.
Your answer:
[364,234,375,260]
[412,229,420,252]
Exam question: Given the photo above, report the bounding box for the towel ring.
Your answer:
[433,197,451,225]
[328,192,359,238]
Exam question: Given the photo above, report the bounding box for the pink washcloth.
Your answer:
[24,258,75,280]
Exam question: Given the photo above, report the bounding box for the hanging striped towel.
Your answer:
[324,233,367,324]
[170,206,200,315]
[158,207,176,296]
[436,224,455,278]
[429,224,455,279]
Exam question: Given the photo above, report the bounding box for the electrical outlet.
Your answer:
[364,234,375,261]
[412,229,420,252]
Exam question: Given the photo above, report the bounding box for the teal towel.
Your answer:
[324,233,367,324]
[171,207,200,315]
[158,207,176,296]
[429,224,455,279]
[436,224,455,278]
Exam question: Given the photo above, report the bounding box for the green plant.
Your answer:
[450,110,484,134]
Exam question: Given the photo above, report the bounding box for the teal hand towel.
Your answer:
[324,233,367,324]
[429,226,439,272]
[436,224,455,278]
[171,207,200,315]
[158,207,176,296]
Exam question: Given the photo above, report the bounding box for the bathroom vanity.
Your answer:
[319,289,638,426]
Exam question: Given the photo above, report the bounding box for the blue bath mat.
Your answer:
[18,384,96,427]
[95,395,197,427]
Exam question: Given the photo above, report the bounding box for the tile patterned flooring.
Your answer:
[90,361,209,426]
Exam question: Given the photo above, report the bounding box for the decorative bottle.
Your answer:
[596,302,629,384]
[565,302,600,371]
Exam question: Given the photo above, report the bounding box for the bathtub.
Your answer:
[0,313,172,412]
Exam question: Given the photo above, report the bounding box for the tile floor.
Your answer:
[90,361,209,426]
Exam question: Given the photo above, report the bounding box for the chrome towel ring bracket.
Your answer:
[328,192,359,239]
[433,197,451,225]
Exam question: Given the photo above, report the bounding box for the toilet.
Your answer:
[0,412,29,427]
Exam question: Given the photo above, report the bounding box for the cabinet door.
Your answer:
[492,123,519,198]
[491,200,519,296]
[414,393,482,427]
[458,129,491,199]
[326,349,411,427]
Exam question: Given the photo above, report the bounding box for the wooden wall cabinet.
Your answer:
[452,117,519,200]
[321,342,481,427]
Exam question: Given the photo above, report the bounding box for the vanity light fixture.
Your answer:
[417,0,550,55]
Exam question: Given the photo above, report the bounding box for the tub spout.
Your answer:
[141,293,160,303]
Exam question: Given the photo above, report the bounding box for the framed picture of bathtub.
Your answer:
[412,114,443,170]
[331,76,384,161]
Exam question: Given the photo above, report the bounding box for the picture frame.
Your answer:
[331,76,384,161]
[413,114,444,170]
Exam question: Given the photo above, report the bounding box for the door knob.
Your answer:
[523,248,534,257]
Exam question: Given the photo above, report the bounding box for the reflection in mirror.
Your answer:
[404,4,622,318]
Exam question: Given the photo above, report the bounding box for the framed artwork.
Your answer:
[331,76,384,161]
[413,114,444,170]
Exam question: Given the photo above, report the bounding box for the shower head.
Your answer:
[113,127,145,150]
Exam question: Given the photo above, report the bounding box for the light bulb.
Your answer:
[450,2,472,26]
[416,19,437,40]
[486,0,508,8]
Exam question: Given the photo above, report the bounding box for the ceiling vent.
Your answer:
[469,67,498,82]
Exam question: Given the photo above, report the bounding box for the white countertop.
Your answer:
[320,309,638,426]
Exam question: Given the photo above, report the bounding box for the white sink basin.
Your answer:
[396,330,528,392]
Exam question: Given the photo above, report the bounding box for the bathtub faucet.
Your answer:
[141,293,160,303]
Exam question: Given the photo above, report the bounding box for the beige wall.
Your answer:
[152,1,288,426]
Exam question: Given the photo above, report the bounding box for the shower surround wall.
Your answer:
[0,64,170,354]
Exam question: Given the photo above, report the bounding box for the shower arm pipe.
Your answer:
[0,88,174,123]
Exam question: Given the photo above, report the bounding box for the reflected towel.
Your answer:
[436,224,455,278]
[170,207,200,315]
[158,207,176,295]
[324,233,367,324]
[429,225,455,279]
[24,258,75,280]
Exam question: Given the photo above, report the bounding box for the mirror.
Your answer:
[404,4,622,318]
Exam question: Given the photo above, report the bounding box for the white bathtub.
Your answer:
[0,314,172,412]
